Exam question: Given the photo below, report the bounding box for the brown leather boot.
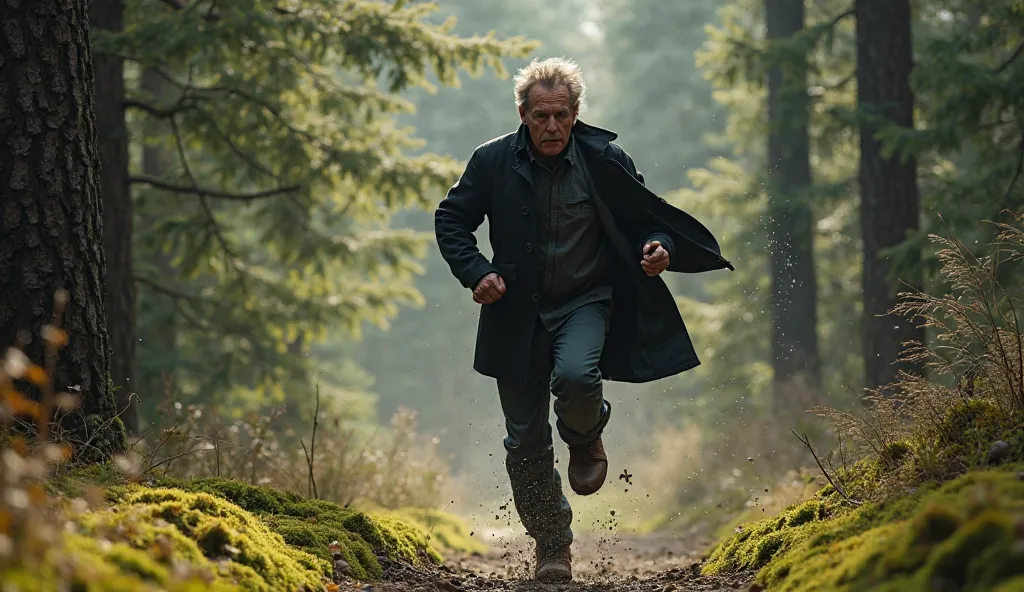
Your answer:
[567,437,608,495]
[535,545,572,582]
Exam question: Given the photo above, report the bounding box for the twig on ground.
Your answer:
[427,499,453,541]
[792,429,862,506]
[301,383,321,499]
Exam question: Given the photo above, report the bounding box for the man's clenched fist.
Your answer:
[473,272,506,304]
[641,241,670,276]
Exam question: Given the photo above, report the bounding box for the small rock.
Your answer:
[659,584,678,592]
[435,579,460,592]
[987,440,1011,464]
[333,557,352,576]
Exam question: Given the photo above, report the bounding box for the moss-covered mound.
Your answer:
[703,467,1024,591]
[7,471,466,591]
[4,486,327,592]
[2,530,245,592]
[144,476,443,579]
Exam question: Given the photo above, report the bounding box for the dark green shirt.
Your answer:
[528,135,614,329]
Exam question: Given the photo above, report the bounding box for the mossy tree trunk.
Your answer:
[766,0,821,414]
[0,0,126,459]
[91,0,138,434]
[855,0,924,393]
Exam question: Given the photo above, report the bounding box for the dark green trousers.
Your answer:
[497,301,612,552]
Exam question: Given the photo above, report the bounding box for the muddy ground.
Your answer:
[343,527,755,592]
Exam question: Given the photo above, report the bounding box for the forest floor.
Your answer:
[357,528,755,592]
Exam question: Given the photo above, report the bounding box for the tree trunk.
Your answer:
[90,0,137,433]
[0,0,125,459]
[137,67,178,415]
[766,0,821,413]
[855,0,924,392]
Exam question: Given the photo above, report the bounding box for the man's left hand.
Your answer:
[641,241,670,276]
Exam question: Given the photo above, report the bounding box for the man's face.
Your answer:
[518,83,578,156]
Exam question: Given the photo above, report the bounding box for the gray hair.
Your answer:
[513,57,588,112]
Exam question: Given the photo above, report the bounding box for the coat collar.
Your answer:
[510,119,618,159]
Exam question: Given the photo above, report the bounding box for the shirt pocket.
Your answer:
[561,191,595,219]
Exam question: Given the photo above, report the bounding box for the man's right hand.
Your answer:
[472,273,506,304]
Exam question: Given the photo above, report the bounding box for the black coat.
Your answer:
[434,120,733,384]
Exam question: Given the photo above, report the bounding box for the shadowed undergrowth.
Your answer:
[702,216,1024,591]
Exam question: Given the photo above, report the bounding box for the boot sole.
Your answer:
[535,567,573,582]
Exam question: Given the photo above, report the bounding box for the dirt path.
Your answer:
[353,528,756,592]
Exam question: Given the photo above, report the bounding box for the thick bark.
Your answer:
[766,0,821,412]
[90,0,137,433]
[855,0,924,392]
[0,0,125,458]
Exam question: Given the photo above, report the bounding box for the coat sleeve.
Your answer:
[434,148,499,290]
[612,146,678,265]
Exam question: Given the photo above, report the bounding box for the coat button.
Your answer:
[524,242,533,252]
[532,294,540,302]
[522,206,529,216]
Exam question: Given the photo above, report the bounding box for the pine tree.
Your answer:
[766,0,821,411]
[669,0,861,451]
[87,0,533,420]
[855,0,924,392]
[90,0,137,433]
[0,0,125,459]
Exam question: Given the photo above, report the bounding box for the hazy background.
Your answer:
[103,0,1021,542]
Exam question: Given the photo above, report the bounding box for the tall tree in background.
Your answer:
[0,0,125,458]
[673,0,863,466]
[765,0,821,411]
[600,0,726,194]
[90,0,138,433]
[136,68,178,404]
[855,0,924,391]
[86,0,531,423]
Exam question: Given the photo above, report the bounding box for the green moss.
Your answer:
[26,472,451,587]
[98,487,329,591]
[3,526,245,592]
[151,477,443,579]
[703,468,1024,592]
[386,507,488,556]
[46,461,127,498]
[704,498,837,573]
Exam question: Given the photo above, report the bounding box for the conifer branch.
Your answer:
[129,175,299,201]
[168,117,249,294]
[997,42,1024,73]
[122,98,197,118]
[133,276,215,305]
[1005,127,1024,202]
[156,0,221,22]
[828,8,855,28]
[191,109,278,179]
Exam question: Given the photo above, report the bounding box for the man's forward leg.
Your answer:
[550,302,611,495]
[496,322,573,563]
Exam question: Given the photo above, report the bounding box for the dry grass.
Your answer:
[128,382,450,511]
[809,212,1024,502]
